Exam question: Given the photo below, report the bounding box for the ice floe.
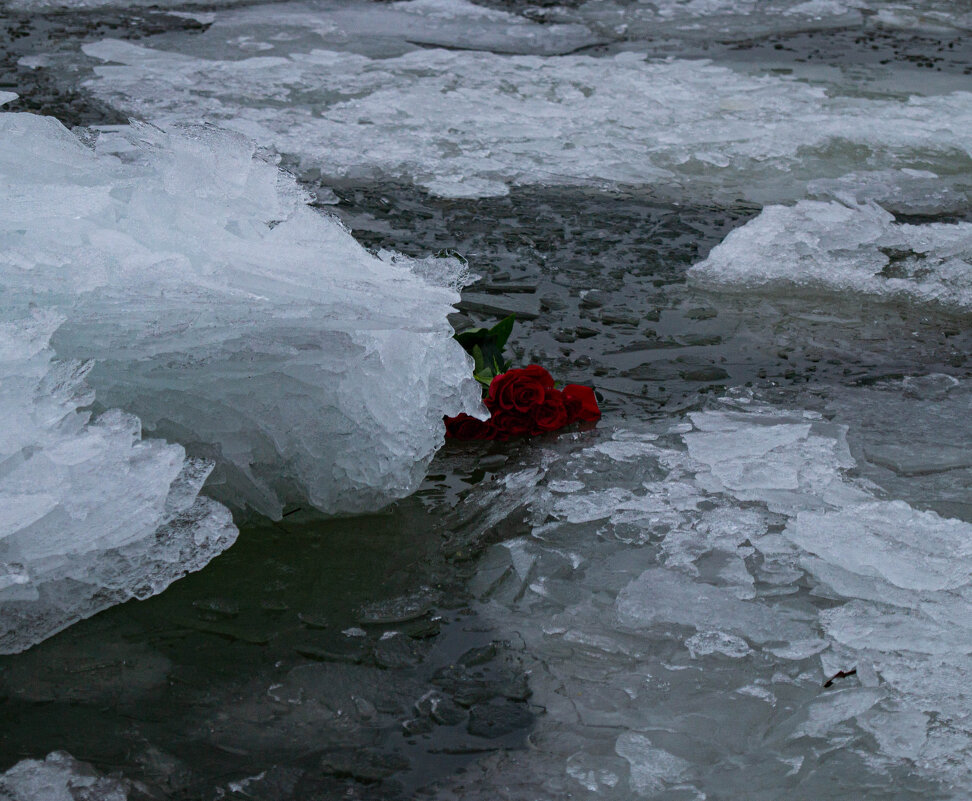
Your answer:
[0,110,481,519]
[190,0,599,58]
[536,0,972,39]
[690,199,972,312]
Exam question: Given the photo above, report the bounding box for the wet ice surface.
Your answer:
[0,477,541,800]
[432,391,972,799]
[2,183,967,797]
[1,0,972,798]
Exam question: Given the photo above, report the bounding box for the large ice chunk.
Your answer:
[0,111,481,518]
[81,39,972,201]
[0,311,237,654]
[690,199,972,312]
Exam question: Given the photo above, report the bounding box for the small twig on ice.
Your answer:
[823,668,857,688]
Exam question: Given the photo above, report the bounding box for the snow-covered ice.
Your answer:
[0,109,482,520]
[80,38,972,201]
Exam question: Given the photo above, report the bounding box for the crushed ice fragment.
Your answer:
[685,630,752,659]
[0,751,130,801]
[0,314,237,654]
[614,733,690,796]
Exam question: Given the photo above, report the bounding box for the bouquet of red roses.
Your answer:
[444,317,600,441]
[446,365,600,441]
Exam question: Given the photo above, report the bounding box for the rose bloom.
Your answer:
[486,365,555,414]
[533,390,569,432]
[489,409,536,440]
[563,384,601,423]
[444,413,494,440]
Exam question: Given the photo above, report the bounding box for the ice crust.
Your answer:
[0,110,482,519]
[7,0,970,37]
[81,38,972,201]
[191,0,598,58]
[538,0,972,39]
[439,390,972,798]
[0,311,238,654]
[690,199,972,312]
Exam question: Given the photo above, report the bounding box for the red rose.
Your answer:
[533,389,569,432]
[486,365,555,414]
[563,384,601,423]
[489,409,535,440]
[444,413,495,440]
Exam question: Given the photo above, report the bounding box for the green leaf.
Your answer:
[473,369,495,388]
[471,344,487,375]
[454,327,490,353]
[487,315,515,351]
[454,315,515,379]
[454,315,515,396]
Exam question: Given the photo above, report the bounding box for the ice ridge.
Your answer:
[0,110,482,519]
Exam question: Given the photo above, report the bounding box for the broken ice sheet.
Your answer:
[614,733,690,796]
[441,393,972,798]
[617,567,814,644]
[786,502,972,593]
[784,687,886,740]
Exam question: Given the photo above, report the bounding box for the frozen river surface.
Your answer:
[0,0,970,798]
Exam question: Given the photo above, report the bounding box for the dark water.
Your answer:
[0,457,539,799]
